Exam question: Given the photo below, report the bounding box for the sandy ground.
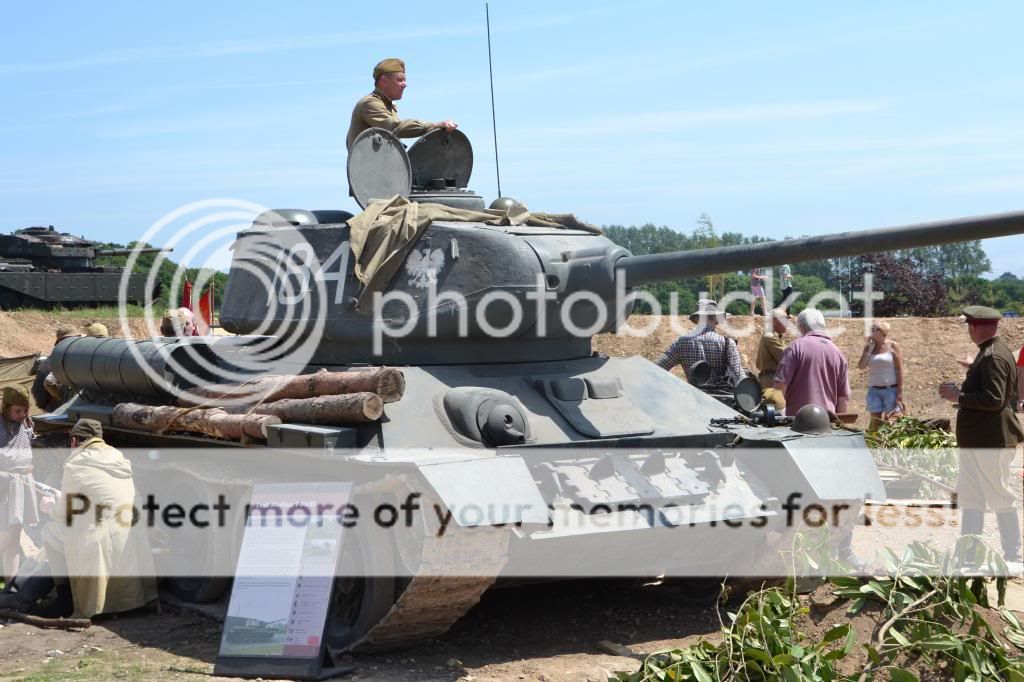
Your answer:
[7,311,1024,421]
[1,312,1022,680]
[0,312,153,358]
[1,563,1021,681]
[595,314,1024,422]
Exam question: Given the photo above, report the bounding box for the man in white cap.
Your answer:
[656,299,743,385]
[346,58,458,149]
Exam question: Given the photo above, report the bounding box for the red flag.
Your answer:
[181,277,193,311]
[197,287,215,335]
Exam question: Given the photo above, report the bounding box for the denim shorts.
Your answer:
[866,386,899,414]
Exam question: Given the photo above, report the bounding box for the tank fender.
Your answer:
[736,432,886,503]
[418,455,549,527]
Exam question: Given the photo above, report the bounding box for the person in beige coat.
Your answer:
[0,419,157,618]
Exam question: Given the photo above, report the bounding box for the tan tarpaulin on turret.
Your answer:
[346,196,601,312]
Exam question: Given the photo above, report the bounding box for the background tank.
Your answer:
[0,225,166,309]
[44,129,1024,658]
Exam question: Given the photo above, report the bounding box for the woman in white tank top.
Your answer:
[857,320,904,427]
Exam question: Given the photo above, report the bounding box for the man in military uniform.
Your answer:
[938,305,1023,568]
[757,310,790,410]
[346,58,457,150]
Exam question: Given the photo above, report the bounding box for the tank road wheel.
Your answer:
[159,475,237,604]
[325,523,398,654]
[325,477,511,656]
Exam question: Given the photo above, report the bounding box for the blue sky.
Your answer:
[3,2,1024,276]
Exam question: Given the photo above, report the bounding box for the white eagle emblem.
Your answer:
[405,247,445,288]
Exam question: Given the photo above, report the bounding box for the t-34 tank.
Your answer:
[0,225,166,308]
[45,128,1024,658]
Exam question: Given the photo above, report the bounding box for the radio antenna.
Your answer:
[486,2,502,197]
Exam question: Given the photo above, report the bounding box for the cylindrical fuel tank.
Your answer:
[49,336,220,399]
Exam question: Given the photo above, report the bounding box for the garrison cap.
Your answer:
[962,305,1002,324]
[373,58,405,80]
[55,325,79,340]
[2,384,30,407]
[70,418,103,440]
[372,57,403,79]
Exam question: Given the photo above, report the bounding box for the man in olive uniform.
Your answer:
[938,305,1023,568]
[346,58,457,150]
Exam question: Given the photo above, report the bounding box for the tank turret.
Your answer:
[0,225,169,309]
[220,128,1024,365]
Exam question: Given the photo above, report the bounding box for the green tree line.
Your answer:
[604,215,1016,316]
[95,242,227,311]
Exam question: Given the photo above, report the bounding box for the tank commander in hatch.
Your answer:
[346,58,458,150]
[656,300,743,386]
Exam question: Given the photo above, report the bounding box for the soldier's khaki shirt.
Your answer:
[346,89,433,149]
[756,332,787,389]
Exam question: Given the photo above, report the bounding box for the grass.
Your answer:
[12,650,213,682]
[614,538,1024,681]
[15,305,151,320]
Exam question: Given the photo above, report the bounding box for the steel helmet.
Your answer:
[791,404,831,435]
[489,197,524,212]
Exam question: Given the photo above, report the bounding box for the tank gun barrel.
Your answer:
[97,247,172,256]
[617,210,1024,286]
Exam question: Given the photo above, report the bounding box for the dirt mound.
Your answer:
[595,315,1024,422]
[3,311,1022,423]
[0,312,153,358]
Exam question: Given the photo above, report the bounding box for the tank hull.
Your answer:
[0,270,151,308]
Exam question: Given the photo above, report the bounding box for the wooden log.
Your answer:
[0,608,91,629]
[111,403,280,441]
[220,392,383,424]
[177,368,405,406]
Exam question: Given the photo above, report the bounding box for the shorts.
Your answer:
[751,285,765,298]
[866,386,899,414]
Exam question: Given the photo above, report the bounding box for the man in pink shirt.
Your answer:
[772,308,851,416]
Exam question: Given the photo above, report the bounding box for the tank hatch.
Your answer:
[347,127,484,211]
[407,128,474,191]
[347,128,413,209]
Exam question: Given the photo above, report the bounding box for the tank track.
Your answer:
[349,523,510,652]
[131,459,511,652]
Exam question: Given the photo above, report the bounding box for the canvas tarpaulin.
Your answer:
[346,196,601,312]
[0,353,40,415]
